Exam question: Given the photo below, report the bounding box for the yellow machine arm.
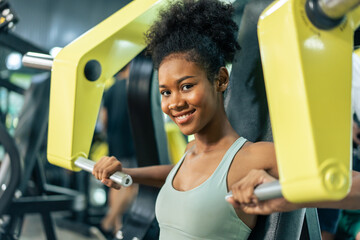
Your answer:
[258,0,360,202]
[45,0,165,171]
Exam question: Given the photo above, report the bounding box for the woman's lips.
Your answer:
[174,110,195,124]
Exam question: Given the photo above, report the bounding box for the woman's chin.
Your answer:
[178,127,196,137]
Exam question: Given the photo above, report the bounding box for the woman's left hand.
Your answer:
[226,169,297,215]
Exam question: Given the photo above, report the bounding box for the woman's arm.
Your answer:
[228,141,278,206]
[92,156,173,189]
[124,165,174,188]
[227,169,360,214]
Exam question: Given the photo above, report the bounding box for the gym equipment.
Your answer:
[0,77,25,124]
[0,76,86,240]
[45,0,166,172]
[0,19,88,238]
[23,53,168,239]
[22,1,168,238]
[256,0,360,203]
[121,53,169,240]
[0,123,21,217]
[21,0,166,190]
[227,0,360,202]
[226,181,282,201]
[0,0,18,31]
[0,32,45,55]
[21,3,172,236]
[75,157,132,187]
[22,52,53,70]
[226,0,321,239]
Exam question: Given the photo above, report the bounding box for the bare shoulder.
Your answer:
[243,141,276,161]
[231,141,278,178]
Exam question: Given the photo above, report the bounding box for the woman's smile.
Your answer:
[173,109,196,124]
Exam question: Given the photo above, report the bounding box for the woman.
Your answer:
[93,0,278,239]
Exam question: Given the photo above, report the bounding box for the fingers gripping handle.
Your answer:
[74,157,133,187]
[253,181,283,200]
[226,181,283,201]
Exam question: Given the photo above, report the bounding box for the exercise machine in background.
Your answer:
[22,1,169,239]
[0,2,87,239]
[0,0,18,31]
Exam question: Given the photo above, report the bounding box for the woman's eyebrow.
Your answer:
[159,76,195,88]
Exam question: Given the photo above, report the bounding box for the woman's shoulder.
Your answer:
[242,141,275,158]
[232,140,277,175]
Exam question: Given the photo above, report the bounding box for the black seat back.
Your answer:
[123,54,170,240]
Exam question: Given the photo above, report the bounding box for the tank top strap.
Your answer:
[212,137,248,179]
[167,148,188,180]
[169,137,247,182]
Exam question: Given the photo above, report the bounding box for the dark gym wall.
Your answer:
[9,0,132,51]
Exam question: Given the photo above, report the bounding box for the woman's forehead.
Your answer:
[159,58,204,79]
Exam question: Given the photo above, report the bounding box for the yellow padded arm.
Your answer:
[258,0,360,202]
[47,0,165,171]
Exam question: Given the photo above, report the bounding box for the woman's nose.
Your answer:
[168,94,186,110]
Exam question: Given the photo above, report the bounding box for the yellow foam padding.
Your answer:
[47,0,166,171]
[258,0,360,202]
[165,122,187,164]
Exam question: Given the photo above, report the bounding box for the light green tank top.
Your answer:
[155,137,251,240]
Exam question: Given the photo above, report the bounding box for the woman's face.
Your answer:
[158,55,222,136]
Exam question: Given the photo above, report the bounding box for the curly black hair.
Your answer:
[145,0,240,81]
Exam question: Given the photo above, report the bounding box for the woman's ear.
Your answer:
[216,67,229,92]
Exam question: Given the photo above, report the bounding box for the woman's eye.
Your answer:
[182,84,193,91]
[161,90,171,96]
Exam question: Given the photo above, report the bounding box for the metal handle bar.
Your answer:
[22,52,53,70]
[226,180,282,201]
[74,157,133,187]
[319,0,360,19]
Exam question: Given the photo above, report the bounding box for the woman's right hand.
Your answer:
[92,156,123,189]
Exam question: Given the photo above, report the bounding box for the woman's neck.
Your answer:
[193,116,238,153]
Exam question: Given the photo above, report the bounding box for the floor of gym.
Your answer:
[21,213,102,240]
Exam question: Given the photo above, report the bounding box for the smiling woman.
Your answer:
[92,0,279,239]
[158,56,225,136]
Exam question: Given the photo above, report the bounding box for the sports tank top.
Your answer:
[155,137,251,240]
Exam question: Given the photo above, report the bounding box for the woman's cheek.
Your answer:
[161,100,169,115]
[188,92,203,107]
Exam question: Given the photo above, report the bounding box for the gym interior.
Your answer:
[1,0,360,239]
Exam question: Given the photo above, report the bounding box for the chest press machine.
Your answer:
[255,0,360,204]
[22,0,360,238]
